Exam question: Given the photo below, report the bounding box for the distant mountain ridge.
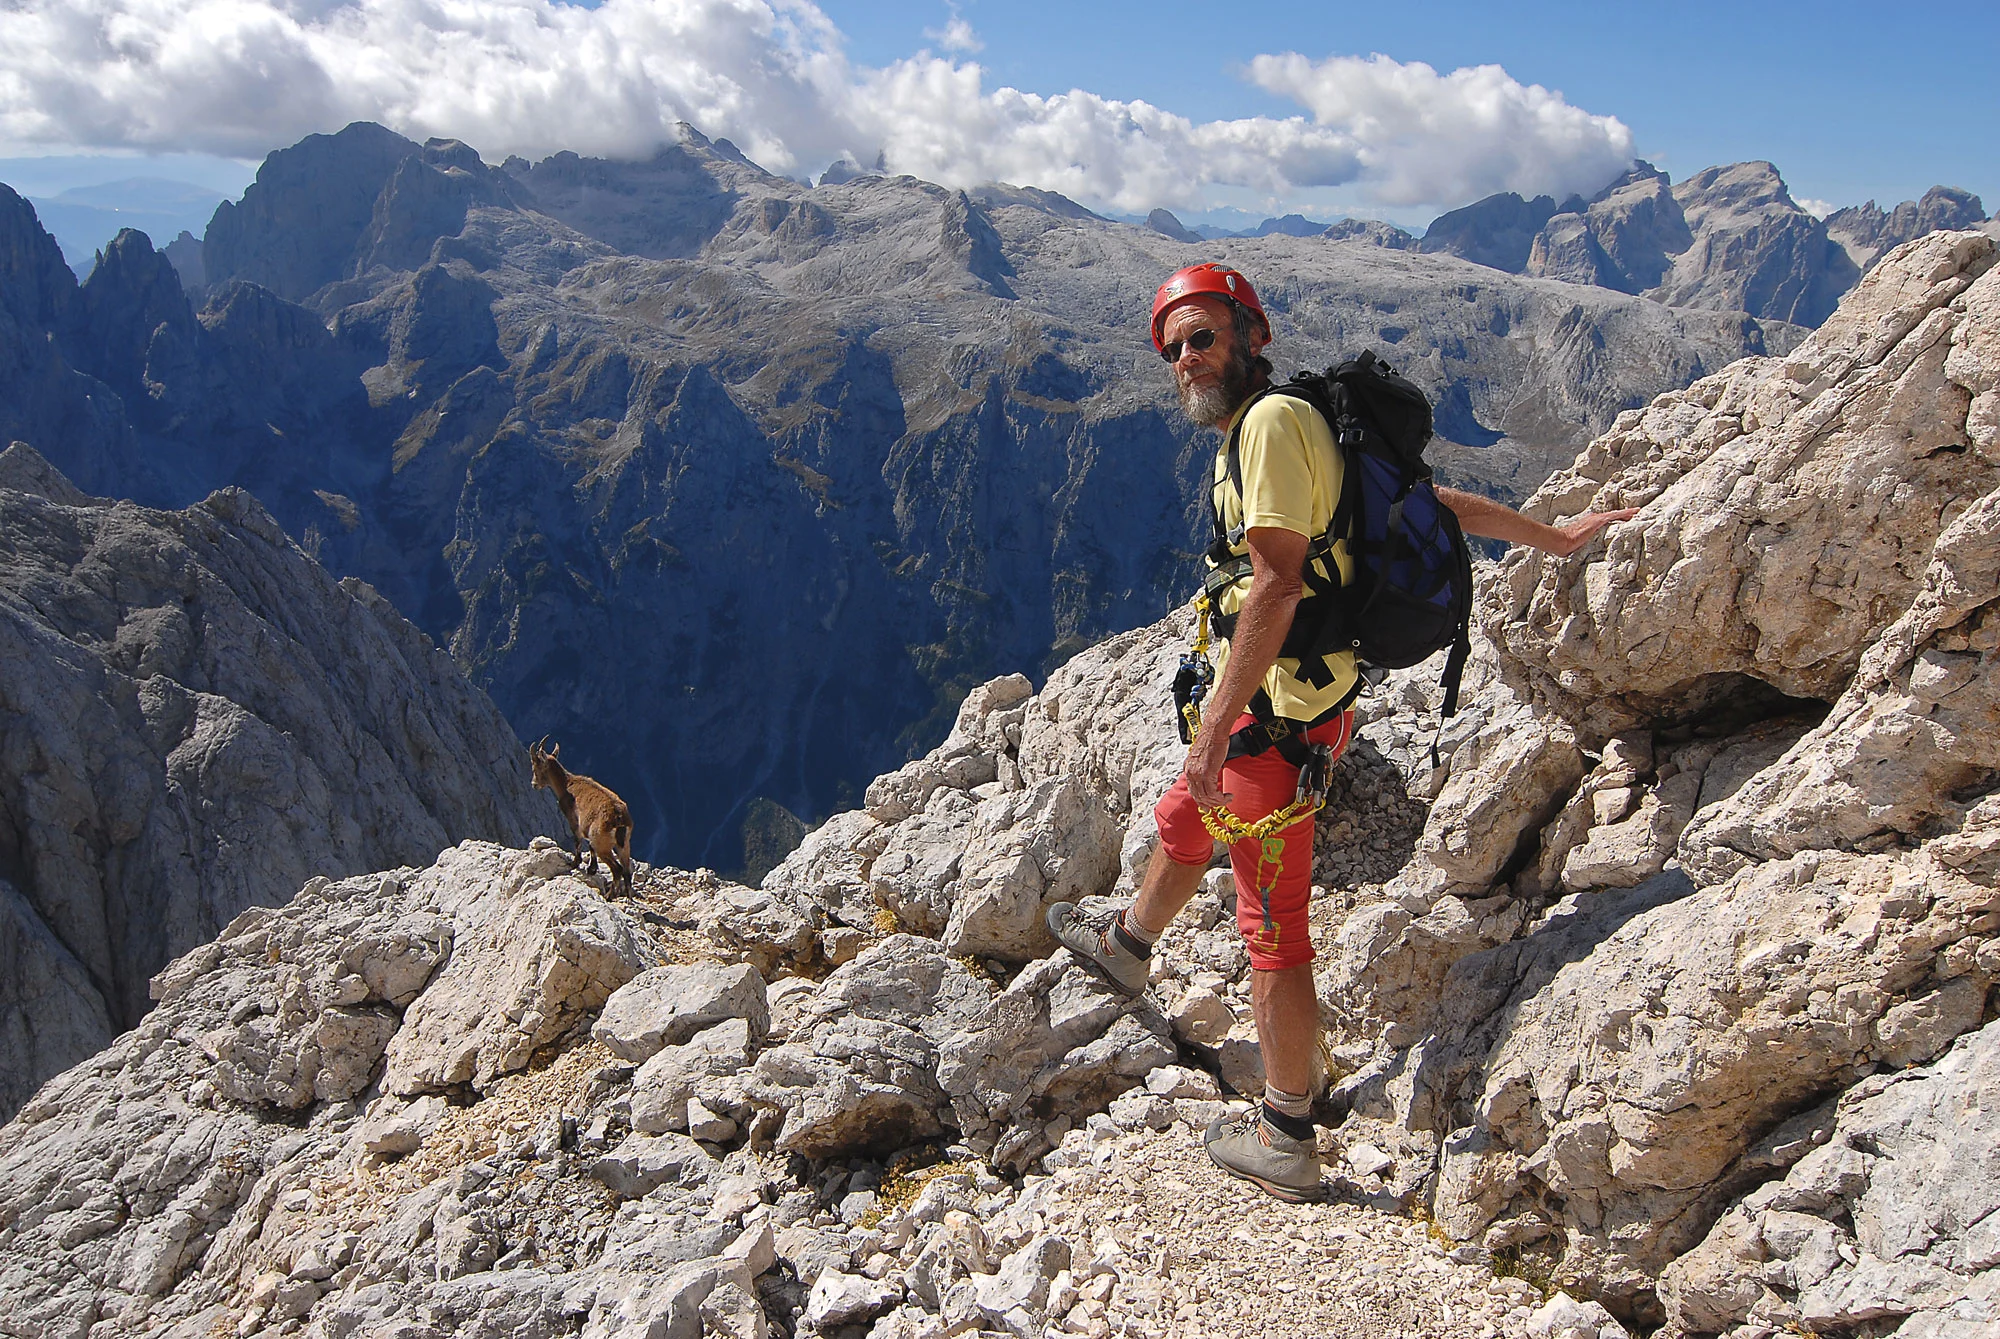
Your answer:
[1417,159,1989,326]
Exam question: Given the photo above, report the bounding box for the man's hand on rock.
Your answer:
[1541,507,1639,558]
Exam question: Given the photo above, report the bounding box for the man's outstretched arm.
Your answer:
[1436,487,1638,559]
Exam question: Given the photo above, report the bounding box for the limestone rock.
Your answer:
[594,962,769,1064]
[381,843,651,1095]
[590,1131,717,1199]
[940,775,1122,962]
[0,838,693,1338]
[699,883,820,978]
[762,808,882,931]
[937,952,1176,1172]
[631,1017,757,1135]
[1426,829,1998,1306]
[1661,1018,2000,1336]
[805,1268,902,1327]
[1500,230,1998,738]
[1525,1291,1630,1339]
[745,936,994,1159]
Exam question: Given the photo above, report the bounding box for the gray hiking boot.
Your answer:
[1204,1111,1323,1202]
[1045,902,1150,996]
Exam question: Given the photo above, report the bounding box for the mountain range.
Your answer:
[0,121,1804,877]
[1,225,1995,1335]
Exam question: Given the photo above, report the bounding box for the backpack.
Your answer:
[1202,349,1476,725]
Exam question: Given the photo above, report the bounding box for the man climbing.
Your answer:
[1046,262,1636,1202]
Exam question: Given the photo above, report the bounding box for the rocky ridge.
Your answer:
[1424,161,1989,329]
[0,442,552,1120]
[0,833,1555,1339]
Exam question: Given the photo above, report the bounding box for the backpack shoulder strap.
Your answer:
[1211,382,1291,555]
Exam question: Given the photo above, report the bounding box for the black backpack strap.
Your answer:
[1210,385,1286,557]
[1428,522,1477,767]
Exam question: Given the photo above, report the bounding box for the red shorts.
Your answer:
[1153,711,1353,972]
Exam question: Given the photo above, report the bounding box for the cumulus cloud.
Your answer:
[1246,53,1636,207]
[0,0,1636,214]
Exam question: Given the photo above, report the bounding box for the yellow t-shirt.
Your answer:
[1208,393,1358,723]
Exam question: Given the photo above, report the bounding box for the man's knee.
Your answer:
[1153,781,1217,868]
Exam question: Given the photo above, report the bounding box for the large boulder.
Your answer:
[744,935,995,1158]
[1661,1017,2000,1336]
[1421,825,1999,1307]
[937,952,1176,1173]
[593,962,769,1064]
[380,843,652,1095]
[1496,230,1998,734]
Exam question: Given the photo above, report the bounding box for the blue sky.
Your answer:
[1,0,1991,242]
[817,0,1997,218]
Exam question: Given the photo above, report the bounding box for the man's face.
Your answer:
[1161,296,1264,429]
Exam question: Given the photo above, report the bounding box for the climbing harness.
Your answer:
[1174,594,1339,845]
[1196,737,1335,846]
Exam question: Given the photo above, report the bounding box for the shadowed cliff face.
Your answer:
[2,123,1780,871]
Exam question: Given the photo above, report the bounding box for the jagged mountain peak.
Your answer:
[1425,157,1990,328]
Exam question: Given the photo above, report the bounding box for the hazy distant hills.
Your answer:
[0,122,1927,874]
[22,176,225,273]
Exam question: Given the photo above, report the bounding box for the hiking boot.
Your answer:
[1204,1111,1323,1202]
[1045,902,1150,996]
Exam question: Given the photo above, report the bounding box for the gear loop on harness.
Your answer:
[1195,739,1334,846]
[1174,594,1217,746]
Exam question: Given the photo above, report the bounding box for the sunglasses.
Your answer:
[1159,327,1219,362]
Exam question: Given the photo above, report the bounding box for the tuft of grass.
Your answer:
[858,1153,977,1229]
[1490,1243,1560,1300]
[872,907,901,934]
[1408,1203,1451,1248]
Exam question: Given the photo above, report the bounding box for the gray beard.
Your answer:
[1177,378,1239,427]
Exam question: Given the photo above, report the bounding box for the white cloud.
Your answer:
[0,0,1636,215]
[1796,197,1836,219]
[924,11,982,55]
[1245,53,1636,208]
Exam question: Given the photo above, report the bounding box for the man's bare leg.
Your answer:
[1251,962,1319,1096]
[1202,957,1326,1202]
[1125,839,1211,939]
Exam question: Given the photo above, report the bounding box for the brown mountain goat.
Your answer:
[528,738,633,897]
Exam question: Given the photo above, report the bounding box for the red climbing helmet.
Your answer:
[1151,262,1270,351]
